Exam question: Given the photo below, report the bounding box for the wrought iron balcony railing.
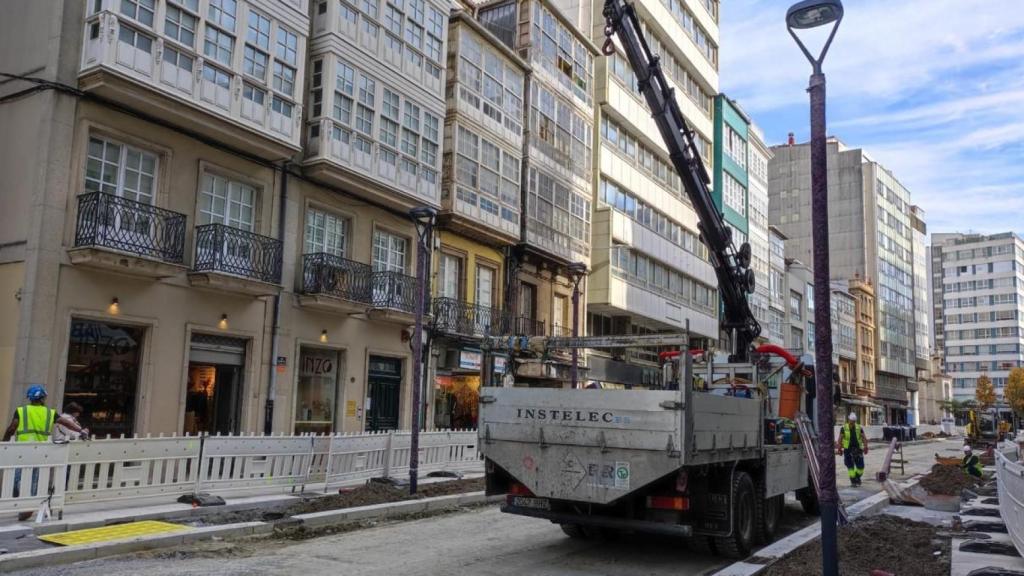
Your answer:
[513,316,547,337]
[193,223,282,284]
[369,270,420,314]
[74,191,187,263]
[302,252,373,303]
[432,297,510,337]
[550,323,574,338]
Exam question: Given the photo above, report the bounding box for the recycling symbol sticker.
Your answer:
[614,462,630,489]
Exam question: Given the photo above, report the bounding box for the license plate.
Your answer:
[511,496,550,510]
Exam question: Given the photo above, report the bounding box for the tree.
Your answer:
[1005,368,1024,419]
[976,374,997,414]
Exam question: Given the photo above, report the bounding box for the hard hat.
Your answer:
[962,445,972,453]
[26,384,47,401]
[847,413,857,422]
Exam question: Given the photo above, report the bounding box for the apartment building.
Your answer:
[547,0,720,385]
[785,259,812,356]
[713,95,749,249]
[932,232,1024,403]
[848,276,878,423]
[908,204,930,424]
[747,126,772,345]
[476,0,597,383]
[769,137,919,424]
[428,9,528,428]
[766,226,788,346]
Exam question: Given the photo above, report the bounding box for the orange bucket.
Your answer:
[778,383,801,419]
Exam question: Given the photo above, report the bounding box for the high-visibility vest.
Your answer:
[962,454,983,476]
[839,423,865,450]
[15,405,56,442]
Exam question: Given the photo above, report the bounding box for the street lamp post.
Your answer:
[567,262,588,388]
[408,206,437,495]
[786,1,844,575]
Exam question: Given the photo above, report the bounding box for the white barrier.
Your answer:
[197,435,314,495]
[65,436,202,505]
[0,443,69,518]
[323,432,392,487]
[0,429,481,517]
[995,450,1024,557]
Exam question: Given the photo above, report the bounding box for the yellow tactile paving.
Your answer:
[38,520,189,546]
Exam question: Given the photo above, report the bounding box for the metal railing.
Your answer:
[432,297,510,337]
[302,252,373,303]
[369,270,420,314]
[550,323,574,337]
[0,430,480,518]
[74,191,187,263]
[513,316,546,337]
[193,223,283,284]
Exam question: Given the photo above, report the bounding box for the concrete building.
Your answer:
[769,137,919,424]
[767,226,788,346]
[785,259,812,356]
[908,204,930,424]
[428,9,528,428]
[747,125,772,345]
[931,232,1024,402]
[831,281,859,420]
[0,0,467,437]
[477,0,597,384]
[546,0,720,384]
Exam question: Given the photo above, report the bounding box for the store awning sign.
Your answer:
[459,349,482,370]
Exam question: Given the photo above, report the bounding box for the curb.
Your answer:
[711,482,916,576]
[0,492,501,572]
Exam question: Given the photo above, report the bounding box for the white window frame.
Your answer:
[304,207,349,257]
[198,172,256,231]
[372,229,407,273]
[84,135,158,204]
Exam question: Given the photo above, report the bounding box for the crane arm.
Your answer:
[601,0,760,361]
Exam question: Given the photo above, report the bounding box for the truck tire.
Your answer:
[715,471,756,559]
[797,486,820,516]
[759,494,783,542]
[560,523,586,539]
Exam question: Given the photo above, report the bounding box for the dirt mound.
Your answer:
[763,514,949,576]
[920,463,983,495]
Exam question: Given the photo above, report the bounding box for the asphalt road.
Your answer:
[13,439,959,576]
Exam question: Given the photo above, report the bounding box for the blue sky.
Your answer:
[718,0,1024,236]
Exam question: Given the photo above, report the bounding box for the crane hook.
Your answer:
[602,25,616,56]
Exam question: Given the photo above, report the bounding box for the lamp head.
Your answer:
[786,0,843,29]
[409,206,438,226]
[567,262,588,278]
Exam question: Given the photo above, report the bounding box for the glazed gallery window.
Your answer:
[438,253,462,299]
[85,135,158,203]
[294,347,341,435]
[64,319,145,438]
[372,230,407,273]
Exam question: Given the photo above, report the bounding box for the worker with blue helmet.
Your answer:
[4,384,88,442]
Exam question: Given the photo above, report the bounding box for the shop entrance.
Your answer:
[64,319,145,438]
[185,334,247,435]
[366,356,402,431]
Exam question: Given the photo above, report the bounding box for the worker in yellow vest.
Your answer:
[835,412,868,486]
[3,385,88,520]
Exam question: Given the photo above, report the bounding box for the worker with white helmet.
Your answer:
[961,444,983,478]
[836,412,868,486]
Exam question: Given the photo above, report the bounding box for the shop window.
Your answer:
[64,319,145,438]
[295,347,341,435]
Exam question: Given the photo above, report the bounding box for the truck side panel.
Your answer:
[689,393,761,454]
[765,447,809,498]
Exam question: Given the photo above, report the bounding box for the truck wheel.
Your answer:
[759,495,783,542]
[560,523,586,539]
[797,486,820,516]
[716,471,756,559]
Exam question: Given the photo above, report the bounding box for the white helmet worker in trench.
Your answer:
[836,411,867,486]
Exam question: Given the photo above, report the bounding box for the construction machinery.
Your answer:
[478,0,820,557]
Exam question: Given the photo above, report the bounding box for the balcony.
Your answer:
[513,316,547,337]
[69,191,188,278]
[367,271,422,324]
[432,298,510,338]
[298,253,372,314]
[188,224,282,296]
[79,4,307,161]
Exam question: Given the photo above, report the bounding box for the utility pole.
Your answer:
[408,206,437,495]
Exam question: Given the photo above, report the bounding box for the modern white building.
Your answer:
[747,124,771,344]
[932,232,1024,402]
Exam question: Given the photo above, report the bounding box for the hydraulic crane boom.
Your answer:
[601,0,760,362]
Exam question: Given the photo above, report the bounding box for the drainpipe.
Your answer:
[264,163,289,435]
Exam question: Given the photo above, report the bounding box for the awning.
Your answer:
[841,397,882,409]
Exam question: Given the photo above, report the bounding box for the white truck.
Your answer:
[481,340,816,557]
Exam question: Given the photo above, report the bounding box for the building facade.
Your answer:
[0,0,469,436]
[713,95,749,250]
[908,204,930,424]
[747,125,772,345]
[767,226,788,346]
[427,10,528,428]
[848,276,879,423]
[931,232,1024,403]
[769,138,919,424]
